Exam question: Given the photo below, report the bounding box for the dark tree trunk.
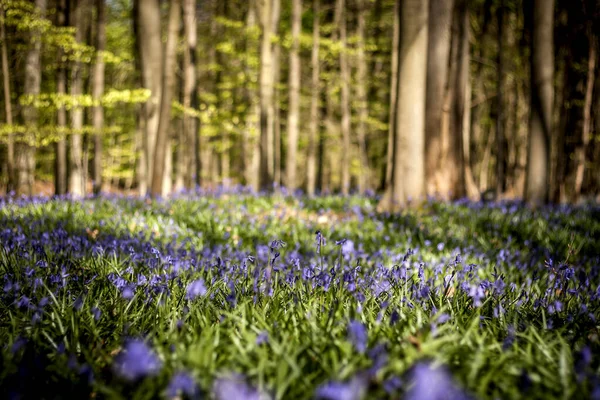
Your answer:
[151,0,181,197]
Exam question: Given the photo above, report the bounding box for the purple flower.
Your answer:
[256,331,269,345]
[11,337,27,354]
[347,320,368,354]
[468,284,485,307]
[315,373,368,400]
[406,362,470,400]
[122,286,135,300]
[383,376,403,394]
[113,339,162,381]
[213,374,269,400]
[166,371,200,399]
[186,278,207,300]
[92,307,102,321]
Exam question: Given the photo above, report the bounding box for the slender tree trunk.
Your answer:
[259,0,276,191]
[16,0,46,196]
[180,0,198,190]
[379,0,429,211]
[286,0,302,191]
[53,0,68,195]
[306,0,319,197]
[574,34,596,200]
[446,0,468,199]
[92,0,105,195]
[0,9,14,192]
[273,41,281,188]
[245,0,260,191]
[339,0,351,195]
[356,0,370,194]
[381,0,398,201]
[69,0,86,197]
[151,0,181,197]
[525,0,554,205]
[495,0,506,197]
[134,0,162,195]
[424,0,453,198]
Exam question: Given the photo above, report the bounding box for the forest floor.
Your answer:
[0,192,599,399]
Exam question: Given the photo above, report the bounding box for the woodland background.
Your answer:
[0,0,599,209]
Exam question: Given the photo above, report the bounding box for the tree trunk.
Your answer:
[446,0,468,199]
[380,0,399,203]
[53,0,68,195]
[424,0,453,198]
[495,0,506,197]
[339,0,351,195]
[181,0,198,190]
[286,0,302,191]
[356,0,370,194]
[134,0,162,195]
[574,33,596,200]
[525,0,553,205]
[379,0,428,211]
[0,8,14,193]
[151,0,180,197]
[306,0,320,197]
[69,0,86,197]
[244,0,260,191]
[92,0,105,195]
[259,0,277,191]
[273,40,281,188]
[16,0,46,196]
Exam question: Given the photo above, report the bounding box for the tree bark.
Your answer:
[379,0,428,211]
[259,0,277,191]
[339,0,351,195]
[424,0,453,198]
[446,0,468,199]
[574,33,596,200]
[286,0,302,191]
[306,0,320,197]
[69,0,86,197]
[0,8,15,193]
[525,0,554,205]
[356,0,370,194]
[16,0,46,196]
[150,0,180,197]
[134,0,163,195]
[54,0,68,196]
[380,0,399,204]
[92,0,105,195]
[180,0,198,191]
[495,0,506,197]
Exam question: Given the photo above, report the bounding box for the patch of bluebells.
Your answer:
[0,195,598,398]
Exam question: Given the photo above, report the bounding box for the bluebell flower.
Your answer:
[166,371,200,399]
[91,307,102,321]
[406,362,470,400]
[383,376,403,394]
[256,331,269,345]
[213,374,270,400]
[186,278,207,300]
[347,320,367,354]
[11,336,27,354]
[113,339,162,381]
[315,373,368,400]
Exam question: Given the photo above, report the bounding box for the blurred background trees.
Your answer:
[0,0,598,205]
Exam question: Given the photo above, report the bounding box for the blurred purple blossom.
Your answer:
[166,371,200,399]
[406,362,470,400]
[113,339,162,381]
[315,373,368,400]
[347,320,367,354]
[186,278,207,300]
